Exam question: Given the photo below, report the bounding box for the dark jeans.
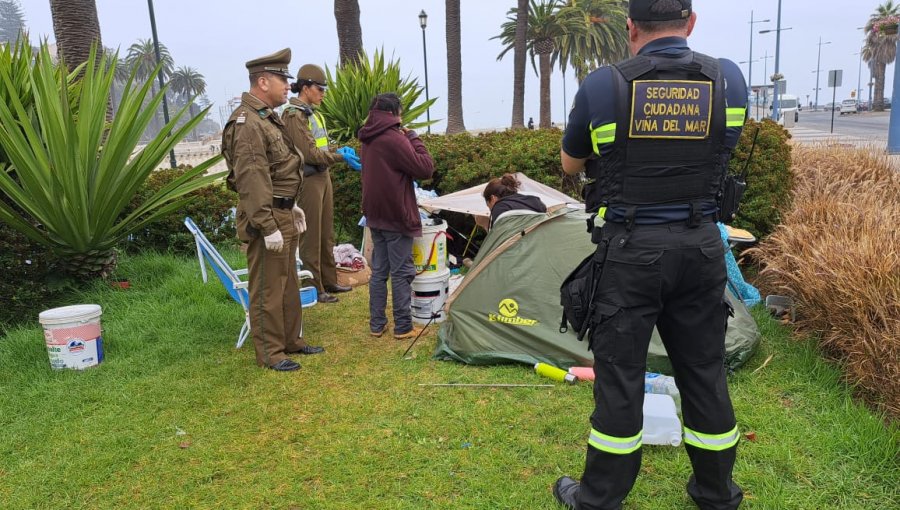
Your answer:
[369,228,416,334]
[577,221,743,510]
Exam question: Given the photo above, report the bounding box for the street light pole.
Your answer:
[773,0,782,121]
[815,37,832,111]
[759,2,791,121]
[747,10,770,93]
[418,10,431,134]
[855,49,863,104]
[147,0,176,168]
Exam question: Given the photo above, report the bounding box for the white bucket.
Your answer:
[411,268,451,325]
[412,219,447,276]
[38,304,104,370]
[642,393,682,447]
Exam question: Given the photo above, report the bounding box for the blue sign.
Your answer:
[630,80,712,140]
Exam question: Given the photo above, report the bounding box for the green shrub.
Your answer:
[728,118,793,239]
[319,49,437,144]
[331,122,792,246]
[120,166,238,254]
[0,217,63,332]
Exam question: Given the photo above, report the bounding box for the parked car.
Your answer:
[840,99,858,115]
[825,102,840,111]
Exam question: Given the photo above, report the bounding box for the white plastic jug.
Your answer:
[643,393,682,447]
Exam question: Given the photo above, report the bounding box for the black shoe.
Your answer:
[325,284,352,293]
[553,476,580,509]
[288,345,325,355]
[268,359,300,371]
[318,292,339,304]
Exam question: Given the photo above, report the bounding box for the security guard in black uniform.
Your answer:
[554,1,747,509]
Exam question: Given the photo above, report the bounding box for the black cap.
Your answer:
[629,0,692,21]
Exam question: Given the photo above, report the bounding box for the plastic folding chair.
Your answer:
[184,217,317,348]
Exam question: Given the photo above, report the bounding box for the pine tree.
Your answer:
[0,0,25,44]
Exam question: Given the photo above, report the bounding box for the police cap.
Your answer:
[628,0,691,21]
[296,64,327,87]
[246,48,293,78]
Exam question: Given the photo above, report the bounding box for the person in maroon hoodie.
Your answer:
[359,93,435,339]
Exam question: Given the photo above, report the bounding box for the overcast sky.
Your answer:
[21,0,893,131]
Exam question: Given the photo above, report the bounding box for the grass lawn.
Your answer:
[1,251,897,509]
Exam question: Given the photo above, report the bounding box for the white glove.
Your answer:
[292,205,307,234]
[264,230,284,252]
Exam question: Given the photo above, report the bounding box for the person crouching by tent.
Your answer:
[359,93,435,339]
[476,173,548,231]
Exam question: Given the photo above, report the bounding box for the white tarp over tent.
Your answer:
[418,172,581,218]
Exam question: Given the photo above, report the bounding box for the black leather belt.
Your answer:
[272,197,294,209]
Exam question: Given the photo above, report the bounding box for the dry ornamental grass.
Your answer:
[752,145,900,418]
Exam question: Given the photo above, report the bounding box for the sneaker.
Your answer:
[393,326,424,340]
[370,325,388,338]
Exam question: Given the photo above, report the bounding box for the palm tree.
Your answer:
[511,0,529,129]
[49,0,102,71]
[125,38,174,84]
[495,0,583,128]
[170,66,207,141]
[445,0,466,134]
[555,0,629,82]
[863,1,900,111]
[334,0,363,67]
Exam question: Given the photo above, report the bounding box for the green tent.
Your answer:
[433,208,759,373]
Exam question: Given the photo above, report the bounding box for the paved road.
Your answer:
[796,110,890,140]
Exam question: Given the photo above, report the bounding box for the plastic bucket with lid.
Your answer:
[412,219,447,276]
[38,304,104,370]
[411,268,450,324]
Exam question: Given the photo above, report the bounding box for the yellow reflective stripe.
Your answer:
[590,122,617,154]
[309,111,329,148]
[588,428,642,455]
[725,107,746,127]
[683,425,739,451]
[598,206,607,220]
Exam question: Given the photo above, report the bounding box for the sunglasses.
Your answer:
[315,84,327,93]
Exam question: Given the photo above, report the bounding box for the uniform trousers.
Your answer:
[577,220,743,510]
[298,170,338,292]
[246,207,305,367]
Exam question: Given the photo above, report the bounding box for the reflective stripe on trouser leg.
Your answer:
[684,425,739,451]
[588,428,642,455]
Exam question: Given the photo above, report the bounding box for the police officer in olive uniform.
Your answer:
[221,49,325,372]
[282,64,356,304]
[554,1,747,509]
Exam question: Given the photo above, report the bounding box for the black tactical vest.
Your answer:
[584,51,729,217]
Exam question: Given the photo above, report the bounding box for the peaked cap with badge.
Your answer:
[246,48,294,78]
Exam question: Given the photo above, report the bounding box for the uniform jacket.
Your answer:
[281,98,343,173]
[358,110,435,238]
[222,92,304,241]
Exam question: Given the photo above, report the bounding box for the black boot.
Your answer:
[553,476,580,509]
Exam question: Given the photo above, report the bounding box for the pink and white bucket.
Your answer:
[38,304,104,370]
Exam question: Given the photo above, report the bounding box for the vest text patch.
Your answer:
[629,80,712,140]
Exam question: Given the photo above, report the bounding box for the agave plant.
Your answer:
[317,48,437,144]
[0,42,224,277]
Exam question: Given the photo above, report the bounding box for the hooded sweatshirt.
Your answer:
[490,193,547,228]
[359,110,435,238]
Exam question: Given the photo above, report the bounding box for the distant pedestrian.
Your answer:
[527,117,535,130]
